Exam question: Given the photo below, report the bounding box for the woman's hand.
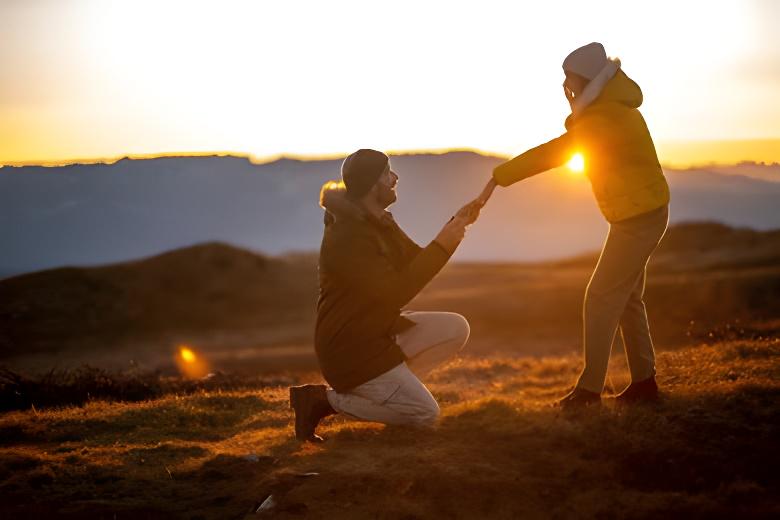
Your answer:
[563,83,576,109]
[477,178,497,206]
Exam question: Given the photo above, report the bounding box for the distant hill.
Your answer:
[0,242,318,361]
[2,222,779,370]
[2,152,780,275]
[690,161,780,184]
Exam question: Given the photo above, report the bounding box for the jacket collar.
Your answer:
[319,182,395,229]
[569,57,621,116]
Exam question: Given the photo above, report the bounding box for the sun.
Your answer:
[567,153,585,173]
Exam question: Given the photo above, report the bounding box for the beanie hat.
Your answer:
[562,42,607,80]
[341,149,390,199]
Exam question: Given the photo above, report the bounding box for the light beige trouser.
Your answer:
[326,311,470,427]
[576,204,669,393]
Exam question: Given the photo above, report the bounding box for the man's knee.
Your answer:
[447,313,470,349]
[414,399,441,427]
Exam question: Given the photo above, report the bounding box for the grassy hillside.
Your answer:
[2,223,780,374]
[0,333,777,518]
[0,242,318,366]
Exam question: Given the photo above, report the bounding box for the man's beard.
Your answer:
[376,182,397,209]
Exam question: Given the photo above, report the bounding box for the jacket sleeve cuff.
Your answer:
[492,163,515,187]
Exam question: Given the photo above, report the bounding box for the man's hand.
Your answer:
[434,214,469,255]
[453,177,497,226]
[455,199,483,226]
[434,177,499,255]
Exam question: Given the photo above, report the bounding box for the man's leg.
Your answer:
[326,363,440,427]
[395,311,470,378]
[321,312,469,428]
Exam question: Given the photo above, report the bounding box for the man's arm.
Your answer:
[493,132,575,187]
[328,230,453,309]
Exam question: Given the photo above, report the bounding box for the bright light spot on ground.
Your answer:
[567,153,585,173]
[175,345,209,378]
[180,346,196,363]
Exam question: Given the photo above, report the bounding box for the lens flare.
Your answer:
[175,344,209,378]
[180,346,196,363]
[567,152,585,173]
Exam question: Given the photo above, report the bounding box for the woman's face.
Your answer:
[563,72,589,101]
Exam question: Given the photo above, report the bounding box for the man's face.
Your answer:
[373,166,398,209]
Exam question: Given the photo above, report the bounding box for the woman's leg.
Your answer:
[577,206,668,393]
[619,267,656,382]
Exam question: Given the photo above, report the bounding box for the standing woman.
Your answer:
[488,42,670,409]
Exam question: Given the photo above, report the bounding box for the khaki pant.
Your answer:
[577,204,669,393]
[326,311,470,427]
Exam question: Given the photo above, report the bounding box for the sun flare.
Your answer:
[567,153,585,173]
[179,346,196,363]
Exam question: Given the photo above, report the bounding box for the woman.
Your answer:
[485,42,670,409]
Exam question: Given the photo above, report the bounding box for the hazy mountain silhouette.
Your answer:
[2,152,780,275]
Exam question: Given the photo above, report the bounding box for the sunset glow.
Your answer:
[0,0,777,167]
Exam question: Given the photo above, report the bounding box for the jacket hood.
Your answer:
[598,69,643,109]
[565,68,643,129]
[320,181,363,224]
[319,180,397,228]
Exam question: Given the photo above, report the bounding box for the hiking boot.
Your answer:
[615,376,659,405]
[556,387,601,410]
[289,384,336,442]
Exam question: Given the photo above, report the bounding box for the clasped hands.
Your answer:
[453,177,497,226]
[434,178,497,254]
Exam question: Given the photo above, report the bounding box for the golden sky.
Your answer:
[1,0,778,167]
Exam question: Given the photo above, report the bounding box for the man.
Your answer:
[488,42,670,409]
[289,148,482,442]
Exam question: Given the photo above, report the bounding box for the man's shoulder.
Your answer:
[321,218,382,256]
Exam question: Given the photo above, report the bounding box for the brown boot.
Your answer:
[556,387,601,410]
[615,376,659,405]
[289,384,336,442]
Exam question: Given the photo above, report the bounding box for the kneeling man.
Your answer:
[290,149,480,442]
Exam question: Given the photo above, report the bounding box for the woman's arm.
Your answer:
[493,132,575,187]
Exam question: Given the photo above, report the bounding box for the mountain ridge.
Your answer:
[2,152,780,275]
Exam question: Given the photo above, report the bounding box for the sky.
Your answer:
[1,0,779,167]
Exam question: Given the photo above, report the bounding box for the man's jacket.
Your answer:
[315,185,452,392]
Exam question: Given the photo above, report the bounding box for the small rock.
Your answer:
[255,494,276,514]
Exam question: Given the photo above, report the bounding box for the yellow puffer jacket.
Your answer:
[493,70,670,222]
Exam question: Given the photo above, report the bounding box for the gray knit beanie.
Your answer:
[562,42,608,80]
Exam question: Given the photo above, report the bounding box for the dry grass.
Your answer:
[0,366,295,412]
[1,336,778,519]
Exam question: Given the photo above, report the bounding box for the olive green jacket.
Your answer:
[493,70,670,222]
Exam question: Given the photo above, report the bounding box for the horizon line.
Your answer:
[0,147,498,169]
[2,139,780,170]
